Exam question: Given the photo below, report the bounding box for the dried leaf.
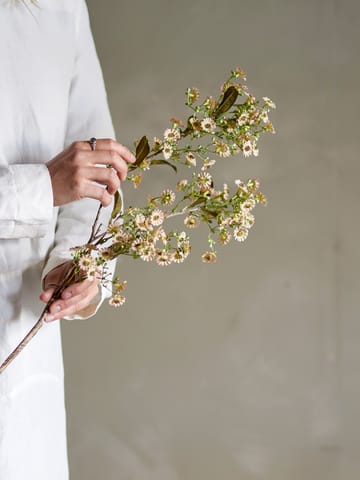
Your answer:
[188,197,205,208]
[213,86,238,118]
[201,208,218,218]
[111,191,122,220]
[135,136,150,166]
[150,159,177,173]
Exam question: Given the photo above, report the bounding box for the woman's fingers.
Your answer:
[85,165,121,193]
[44,279,100,322]
[76,138,136,165]
[47,138,135,207]
[40,261,70,302]
[78,150,132,181]
[85,151,130,182]
[39,287,55,303]
[81,182,113,206]
[40,260,100,322]
[96,139,136,164]
[60,277,93,299]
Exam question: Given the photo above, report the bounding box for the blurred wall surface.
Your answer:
[62,1,360,479]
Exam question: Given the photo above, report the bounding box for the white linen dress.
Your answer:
[0,1,115,478]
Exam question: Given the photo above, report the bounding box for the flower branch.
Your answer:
[0,67,275,373]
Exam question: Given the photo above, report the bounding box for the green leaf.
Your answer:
[134,136,150,166]
[213,86,238,118]
[150,159,177,173]
[111,191,122,220]
[201,208,218,218]
[188,197,205,208]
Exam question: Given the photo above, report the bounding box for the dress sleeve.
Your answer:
[0,164,53,239]
[42,0,118,318]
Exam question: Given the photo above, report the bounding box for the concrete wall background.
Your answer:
[62,1,360,478]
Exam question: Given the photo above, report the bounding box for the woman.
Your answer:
[0,1,132,478]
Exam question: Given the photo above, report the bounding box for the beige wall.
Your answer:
[62,1,360,479]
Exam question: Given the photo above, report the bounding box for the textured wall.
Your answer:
[62,1,360,479]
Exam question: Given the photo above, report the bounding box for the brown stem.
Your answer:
[0,195,100,375]
[0,265,76,375]
[0,310,46,375]
[88,204,103,243]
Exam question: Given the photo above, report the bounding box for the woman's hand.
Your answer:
[40,261,100,322]
[46,138,136,207]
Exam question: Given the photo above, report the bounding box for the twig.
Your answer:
[88,204,103,243]
[0,265,76,374]
[0,309,46,375]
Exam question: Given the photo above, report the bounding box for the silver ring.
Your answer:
[89,137,97,151]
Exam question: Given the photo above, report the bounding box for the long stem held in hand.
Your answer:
[0,308,46,375]
[0,265,76,374]
[88,204,103,243]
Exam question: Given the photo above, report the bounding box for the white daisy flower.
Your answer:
[134,213,147,231]
[78,255,95,271]
[237,112,249,126]
[201,118,216,133]
[162,143,173,160]
[233,226,249,242]
[187,87,200,104]
[242,213,255,228]
[184,215,200,229]
[173,250,186,264]
[218,230,231,245]
[109,295,126,307]
[150,209,165,226]
[156,251,172,266]
[107,222,120,234]
[86,266,101,281]
[134,213,145,225]
[242,140,253,157]
[139,244,156,262]
[161,189,176,205]
[215,141,231,158]
[197,171,212,191]
[131,238,142,252]
[164,128,181,143]
[241,198,256,212]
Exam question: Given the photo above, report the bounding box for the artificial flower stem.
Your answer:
[0,264,77,374]
[88,204,103,243]
[0,311,46,375]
